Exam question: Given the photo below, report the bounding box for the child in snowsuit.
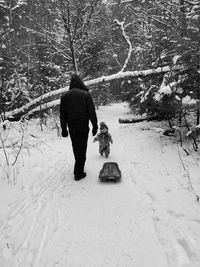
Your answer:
[93,122,113,158]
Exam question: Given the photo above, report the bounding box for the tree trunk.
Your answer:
[4,65,180,121]
[180,0,187,37]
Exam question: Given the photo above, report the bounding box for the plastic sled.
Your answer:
[99,162,121,182]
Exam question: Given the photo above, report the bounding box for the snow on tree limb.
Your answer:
[85,66,171,86]
[114,19,133,72]
[5,66,171,120]
[5,87,68,120]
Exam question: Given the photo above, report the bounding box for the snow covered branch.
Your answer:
[114,19,133,72]
[5,66,172,120]
[184,0,200,5]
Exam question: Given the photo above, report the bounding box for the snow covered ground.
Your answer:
[0,102,200,267]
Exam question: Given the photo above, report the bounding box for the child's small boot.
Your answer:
[105,151,109,158]
[99,147,103,156]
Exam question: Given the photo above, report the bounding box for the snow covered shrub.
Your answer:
[28,63,67,99]
[4,71,30,108]
[0,58,30,117]
[139,85,161,116]
[0,120,28,184]
[126,75,179,119]
[121,78,141,102]
[134,70,199,122]
[44,109,61,137]
[153,74,180,120]
[0,116,57,183]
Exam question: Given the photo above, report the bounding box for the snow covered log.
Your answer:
[163,128,175,136]
[5,66,171,121]
[119,115,159,124]
[85,66,171,86]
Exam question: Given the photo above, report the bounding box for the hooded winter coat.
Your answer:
[59,74,98,178]
[60,75,97,132]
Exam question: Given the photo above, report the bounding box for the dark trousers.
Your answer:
[68,121,89,176]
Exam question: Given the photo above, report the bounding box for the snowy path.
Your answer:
[1,103,200,267]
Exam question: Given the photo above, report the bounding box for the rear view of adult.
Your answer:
[60,74,98,181]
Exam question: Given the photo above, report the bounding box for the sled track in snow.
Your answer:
[0,156,73,267]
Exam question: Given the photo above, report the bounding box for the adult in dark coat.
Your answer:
[60,74,98,180]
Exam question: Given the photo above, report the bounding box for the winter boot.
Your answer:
[105,152,109,158]
[74,172,86,181]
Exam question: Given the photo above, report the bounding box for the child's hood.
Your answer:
[100,121,108,130]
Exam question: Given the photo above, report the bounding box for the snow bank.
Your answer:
[1,103,200,267]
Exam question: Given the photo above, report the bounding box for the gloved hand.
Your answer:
[92,127,98,136]
[62,130,68,137]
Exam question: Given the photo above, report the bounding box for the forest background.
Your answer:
[0,0,200,134]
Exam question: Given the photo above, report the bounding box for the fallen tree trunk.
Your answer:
[119,115,159,123]
[5,66,172,121]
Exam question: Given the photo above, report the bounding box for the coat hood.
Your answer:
[69,74,88,91]
[100,121,108,131]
